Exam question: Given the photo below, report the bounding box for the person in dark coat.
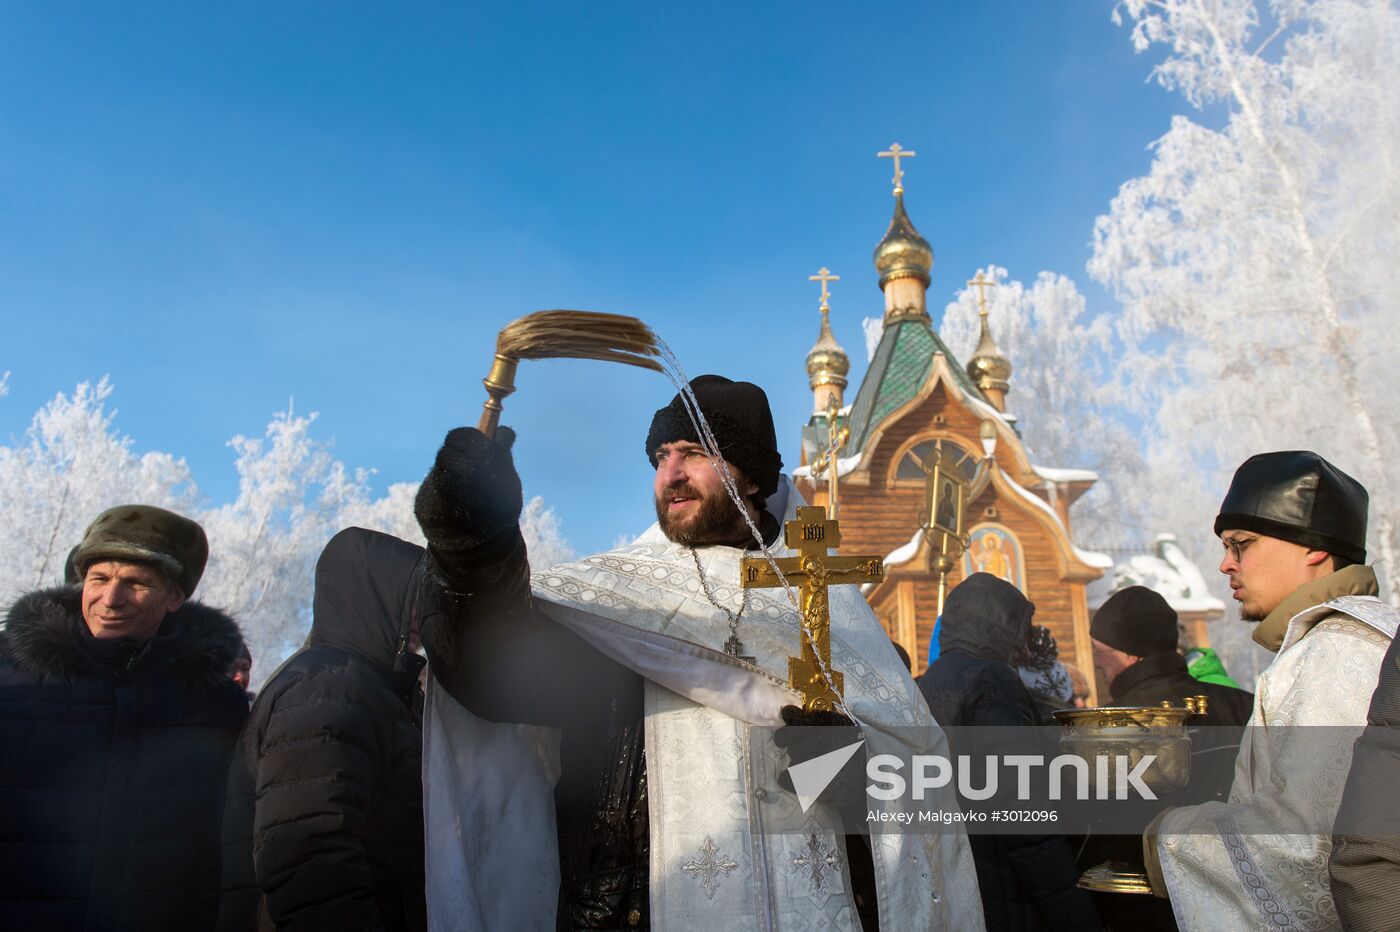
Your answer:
[1329,618,1400,931]
[1091,586,1254,727]
[219,527,428,932]
[1090,586,1254,806]
[917,573,1103,932]
[0,505,248,932]
[1085,585,1255,931]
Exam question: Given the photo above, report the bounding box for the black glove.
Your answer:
[774,705,866,822]
[776,704,856,731]
[415,426,524,581]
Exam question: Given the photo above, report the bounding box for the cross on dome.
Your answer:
[877,143,917,195]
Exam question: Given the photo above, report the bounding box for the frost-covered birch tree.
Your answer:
[940,266,1149,550]
[1092,0,1400,599]
[518,496,576,570]
[0,379,198,602]
[203,416,574,674]
[197,407,367,664]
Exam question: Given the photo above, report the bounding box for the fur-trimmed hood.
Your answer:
[0,585,244,685]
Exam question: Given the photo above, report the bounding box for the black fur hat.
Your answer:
[644,375,783,501]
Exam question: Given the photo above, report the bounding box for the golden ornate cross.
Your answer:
[809,266,839,310]
[740,506,884,712]
[878,142,917,195]
[810,396,849,520]
[967,271,997,318]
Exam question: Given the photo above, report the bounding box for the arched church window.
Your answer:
[893,439,978,484]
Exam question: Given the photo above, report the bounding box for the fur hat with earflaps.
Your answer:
[71,505,209,597]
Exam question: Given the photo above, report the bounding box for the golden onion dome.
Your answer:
[872,193,933,288]
[806,307,850,389]
[967,310,1012,391]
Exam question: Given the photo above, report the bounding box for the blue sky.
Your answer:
[0,2,1187,554]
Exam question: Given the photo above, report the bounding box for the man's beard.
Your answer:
[656,483,750,546]
[1232,584,1266,622]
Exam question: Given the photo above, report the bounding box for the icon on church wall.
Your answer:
[963,524,1024,592]
[935,479,957,530]
[925,460,967,540]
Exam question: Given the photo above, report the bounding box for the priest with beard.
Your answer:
[414,375,984,931]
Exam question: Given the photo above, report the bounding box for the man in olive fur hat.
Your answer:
[0,505,247,930]
[413,375,983,931]
[1142,452,1398,932]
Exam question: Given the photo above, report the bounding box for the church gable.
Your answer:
[844,352,1032,491]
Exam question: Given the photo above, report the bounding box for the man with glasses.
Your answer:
[1141,451,1398,931]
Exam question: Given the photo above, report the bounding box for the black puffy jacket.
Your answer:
[916,574,1103,932]
[0,586,248,932]
[1108,650,1253,806]
[1332,621,1400,932]
[219,528,428,932]
[1108,651,1253,725]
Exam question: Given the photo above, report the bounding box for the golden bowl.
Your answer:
[1051,705,1193,795]
[1077,861,1155,894]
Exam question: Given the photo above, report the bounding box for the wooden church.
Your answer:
[793,148,1113,702]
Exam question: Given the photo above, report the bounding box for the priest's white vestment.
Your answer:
[422,477,985,930]
[1152,586,1399,931]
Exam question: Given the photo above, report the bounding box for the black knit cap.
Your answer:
[71,504,209,597]
[1091,585,1179,657]
[1214,451,1368,564]
[644,375,783,501]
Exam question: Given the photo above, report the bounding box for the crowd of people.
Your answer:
[1,374,1396,931]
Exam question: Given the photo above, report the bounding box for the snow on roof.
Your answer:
[1086,534,1226,614]
[957,384,1014,432]
[883,529,924,568]
[791,453,863,480]
[1079,548,1116,570]
[1154,533,1219,600]
[995,468,1113,570]
[862,529,926,595]
[1031,465,1099,484]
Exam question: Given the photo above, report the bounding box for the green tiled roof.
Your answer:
[845,317,987,453]
[801,417,827,464]
[802,409,848,465]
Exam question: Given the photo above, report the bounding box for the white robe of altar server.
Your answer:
[1154,595,1399,931]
